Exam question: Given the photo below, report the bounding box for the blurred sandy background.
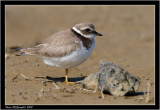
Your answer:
[5,5,155,105]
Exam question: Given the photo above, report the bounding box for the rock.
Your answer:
[65,88,75,93]
[145,78,149,80]
[51,95,57,99]
[19,92,22,95]
[81,61,140,96]
[22,95,27,100]
[81,72,99,90]
[12,93,16,96]
[42,81,47,86]
[139,97,144,100]
[40,88,45,93]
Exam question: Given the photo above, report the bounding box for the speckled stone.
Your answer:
[81,61,140,96]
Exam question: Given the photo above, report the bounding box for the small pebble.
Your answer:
[22,95,27,100]
[60,87,66,92]
[19,92,22,95]
[40,88,45,93]
[150,82,154,86]
[51,95,57,99]
[145,78,149,80]
[12,93,16,96]
[42,81,47,86]
[24,60,28,63]
[98,96,102,98]
[65,88,75,93]
[38,93,42,98]
[35,97,40,102]
[139,97,144,100]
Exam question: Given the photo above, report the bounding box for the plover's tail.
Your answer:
[16,48,38,56]
[20,47,40,56]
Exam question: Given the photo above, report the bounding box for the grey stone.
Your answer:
[81,61,140,96]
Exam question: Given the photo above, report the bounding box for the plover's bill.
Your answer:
[21,23,102,83]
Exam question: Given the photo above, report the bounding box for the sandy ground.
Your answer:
[5,6,155,105]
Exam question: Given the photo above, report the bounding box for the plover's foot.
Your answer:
[65,81,75,84]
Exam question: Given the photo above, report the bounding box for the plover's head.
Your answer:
[72,23,103,39]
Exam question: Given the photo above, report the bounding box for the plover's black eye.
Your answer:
[85,28,91,32]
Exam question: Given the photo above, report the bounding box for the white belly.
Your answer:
[42,41,95,69]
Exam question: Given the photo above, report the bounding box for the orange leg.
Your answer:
[65,69,74,84]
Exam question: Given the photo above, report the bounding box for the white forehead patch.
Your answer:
[72,27,95,39]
